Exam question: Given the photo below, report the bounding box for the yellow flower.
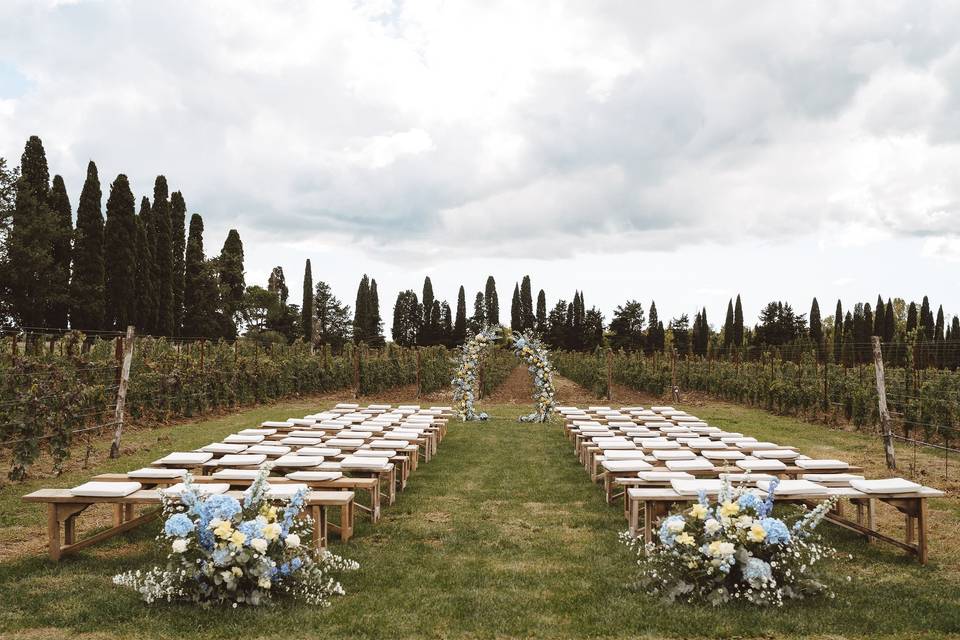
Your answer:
[719,501,740,518]
[690,504,708,520]
[231,566,243,576]
[748,523,767,543]
[260,505,278,522]
[676,532,695,546]
[213,520,234,540]
[229,530,246,547]
[263,522,282,541]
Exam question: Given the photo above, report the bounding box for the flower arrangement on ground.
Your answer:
[620,478,841,606]
[114,467,358,607]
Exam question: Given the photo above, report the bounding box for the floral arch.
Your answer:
[451,326,557,423]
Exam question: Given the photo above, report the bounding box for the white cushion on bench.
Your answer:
[671,479,723,495]
[757,479,829,495]
[155,451,213,465]
[801,473,864,485]
[666,458,715,471]
[261,421,293,428]
[340,456,391,470]
[70,481,142,497]
[601,460,653,472]
[719,473,777,483]
[642,441,681,450]
[211,469,261,480]
[239,428,276,436]
[215,454,267,467]
[702,450,746,461]
[281,437,324,445]
[652,450,697,461]
[638,471,694,481]
[297,447,341,456]
[736,458,787,471]
[794,459,849,470]
[753,449,800,460]
[285,471,343,481]
[850,478,924,494]
[163,482,230,497]
[245,445,291,456]
[128,468,187,479]
[274,454,325,467]
[224,434,265,444]
[354,449,395,457]
[202,443,248,454]
[261,483,309,499]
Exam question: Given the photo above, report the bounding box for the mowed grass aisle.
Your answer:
[1,402,959,639]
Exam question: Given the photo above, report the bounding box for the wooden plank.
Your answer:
[872,336,897,470]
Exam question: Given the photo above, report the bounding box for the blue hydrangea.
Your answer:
[203,494,242,521]
[290,557,303,571]
[738,493,762,513]
[238,519,264,541]
[743,557,773,584]
[163,513,196,538]
[658,515,685,547]
[212,548,232,566]
[760,517,791,545]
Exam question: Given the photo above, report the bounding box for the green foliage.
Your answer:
[104,174,138,329]
[47,175,72,328]
[218,229,245,338]
[301,259,313,343]
[134,198,156,333]
[151,176,175,335]
[170,191,187,334]
[69,161,105,330]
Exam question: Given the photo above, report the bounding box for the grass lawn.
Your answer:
[1,399,958,639]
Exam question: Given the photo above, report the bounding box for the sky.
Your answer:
[1,0,958,329]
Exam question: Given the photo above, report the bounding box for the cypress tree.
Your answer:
[301,259,314,343]
[833,300,843,365]
[170,191,187,334]
[920,296,933,339]
[217,230,245,338]
[733,294,744,348]
[484,276,499,326]
[432,300,443,344]
[723,299,734,350]
[182,214,219,338]
[440,301,453,346]
[354,274,370,344]
[47,175,72,328]
[511,282,522,330]
[151,176,174,334]
[841,312,855,367]
[134,198,156,332]
[906,302,917,334]
[421,276,435,344]
[69,161,105,330]
[470,292,485,332]
[935,305,945,367]
[809,297,823,360]
[7,135,55,328]
[454,285,467,344]
[873,295,885,338]
[520,275,534,330]
[646,301,660,354]
[103,175,137,330]
[536,289,547,333]
[368,278,384,347]
[883,299,895,342]
[391,290,420,346]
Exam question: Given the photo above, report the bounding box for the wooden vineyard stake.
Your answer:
[872,336,897,470]
[109,326,136,459]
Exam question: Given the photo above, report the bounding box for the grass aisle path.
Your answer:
[2,399,959,638]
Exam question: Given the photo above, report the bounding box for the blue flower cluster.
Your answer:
[164,513,195,538]
[738,493,762,513]
[743,557,773,583]
[760,517,791,545]
[658,515,685,547]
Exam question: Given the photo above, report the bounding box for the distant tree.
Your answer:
[453,286,467,344]
[535,289,547,334]
[103,175,138,330]
[883,298,895,342]
[264,266,297,341]
[151,176,174,335]
[833,300,843,364]
[510,282,522,331]
[6,136,56,328]
[873,295,885,339]
[583,307,604,350]
[670,314,691,356]
[920,296,933,340]
[267,266,289,304]
[646,301,664,354]
[440,301,453,346]
[182,214,222,338]
[809,297,823,360]
[391,290,420,347]
[609,300,645,351]
[134,198,156,333]
[935,305,945,367]
[484,276,499,326]
[47,174,72,328]
[420,276,435,344]
[469,291,485,334]
[520,275,534,330]
[0,157,19,320]
[546,299,569,349]
[754,301,806,348]
[217,229,245,337]
[241,285,279,333]
[691,308,709,357]
[69,161,105,330]
[353,274,370,344]
[301,259,314,343]
[169,191,187,334]
[841,312,856,367]
[733,294,744,348]
[368,278,384,347]
[722,299,735,351]
[315,280,352,350]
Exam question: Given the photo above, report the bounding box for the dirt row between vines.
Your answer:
[483,365,666,407]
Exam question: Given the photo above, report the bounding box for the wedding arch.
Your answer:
[451,326,557,423]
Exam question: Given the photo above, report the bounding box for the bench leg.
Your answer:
[340,501,354,542]
[917,498,928,565]
[311,505,328,550]
[47,505,62,561]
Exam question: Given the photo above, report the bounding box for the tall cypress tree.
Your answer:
[440,301,453,346]
[723,299,734,350]
[421,276,435,344]
[511,282,522,330]
[920,296,933,339]
[906,302,918,334]
[368,278,384,347]
[47,174,72,328]
[833,300,843,364]
[454,285,467,344]
[301,259,314,343]
[151,176,174,334]
[182,214,220,338]
[873,295,885,338]
[883,299,895,342]
[134,198,156,333]
[69,161,105,330]
[520,275,534,330]
[169,191,187,334]
[733,294,744,348]
[484,276,499,326]
[218,229,245,337]
[470,292,485,332]
[353,274,370,344]
[103,175,137,330]
[809,297,823,360]
[646,301,660,354]
[536,289,547,333]
[7,135,55,328]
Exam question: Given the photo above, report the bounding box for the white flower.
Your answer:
[285,533,301,548]
[171,538,189,554]
[667,519,685,534]
[704,519,722,535]
[258,576,272,589]
[250,538,268,553]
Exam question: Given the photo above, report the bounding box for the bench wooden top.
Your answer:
[626,486,945,501]
[92,473,378,490]
[23,489,355,506]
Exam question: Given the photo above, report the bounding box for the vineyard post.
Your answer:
[871,336,897,470]
[109,326,136,459]
[606,350,613,401]
[415,348,422,398]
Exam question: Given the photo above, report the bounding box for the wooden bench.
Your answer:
[22,488,355,561]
